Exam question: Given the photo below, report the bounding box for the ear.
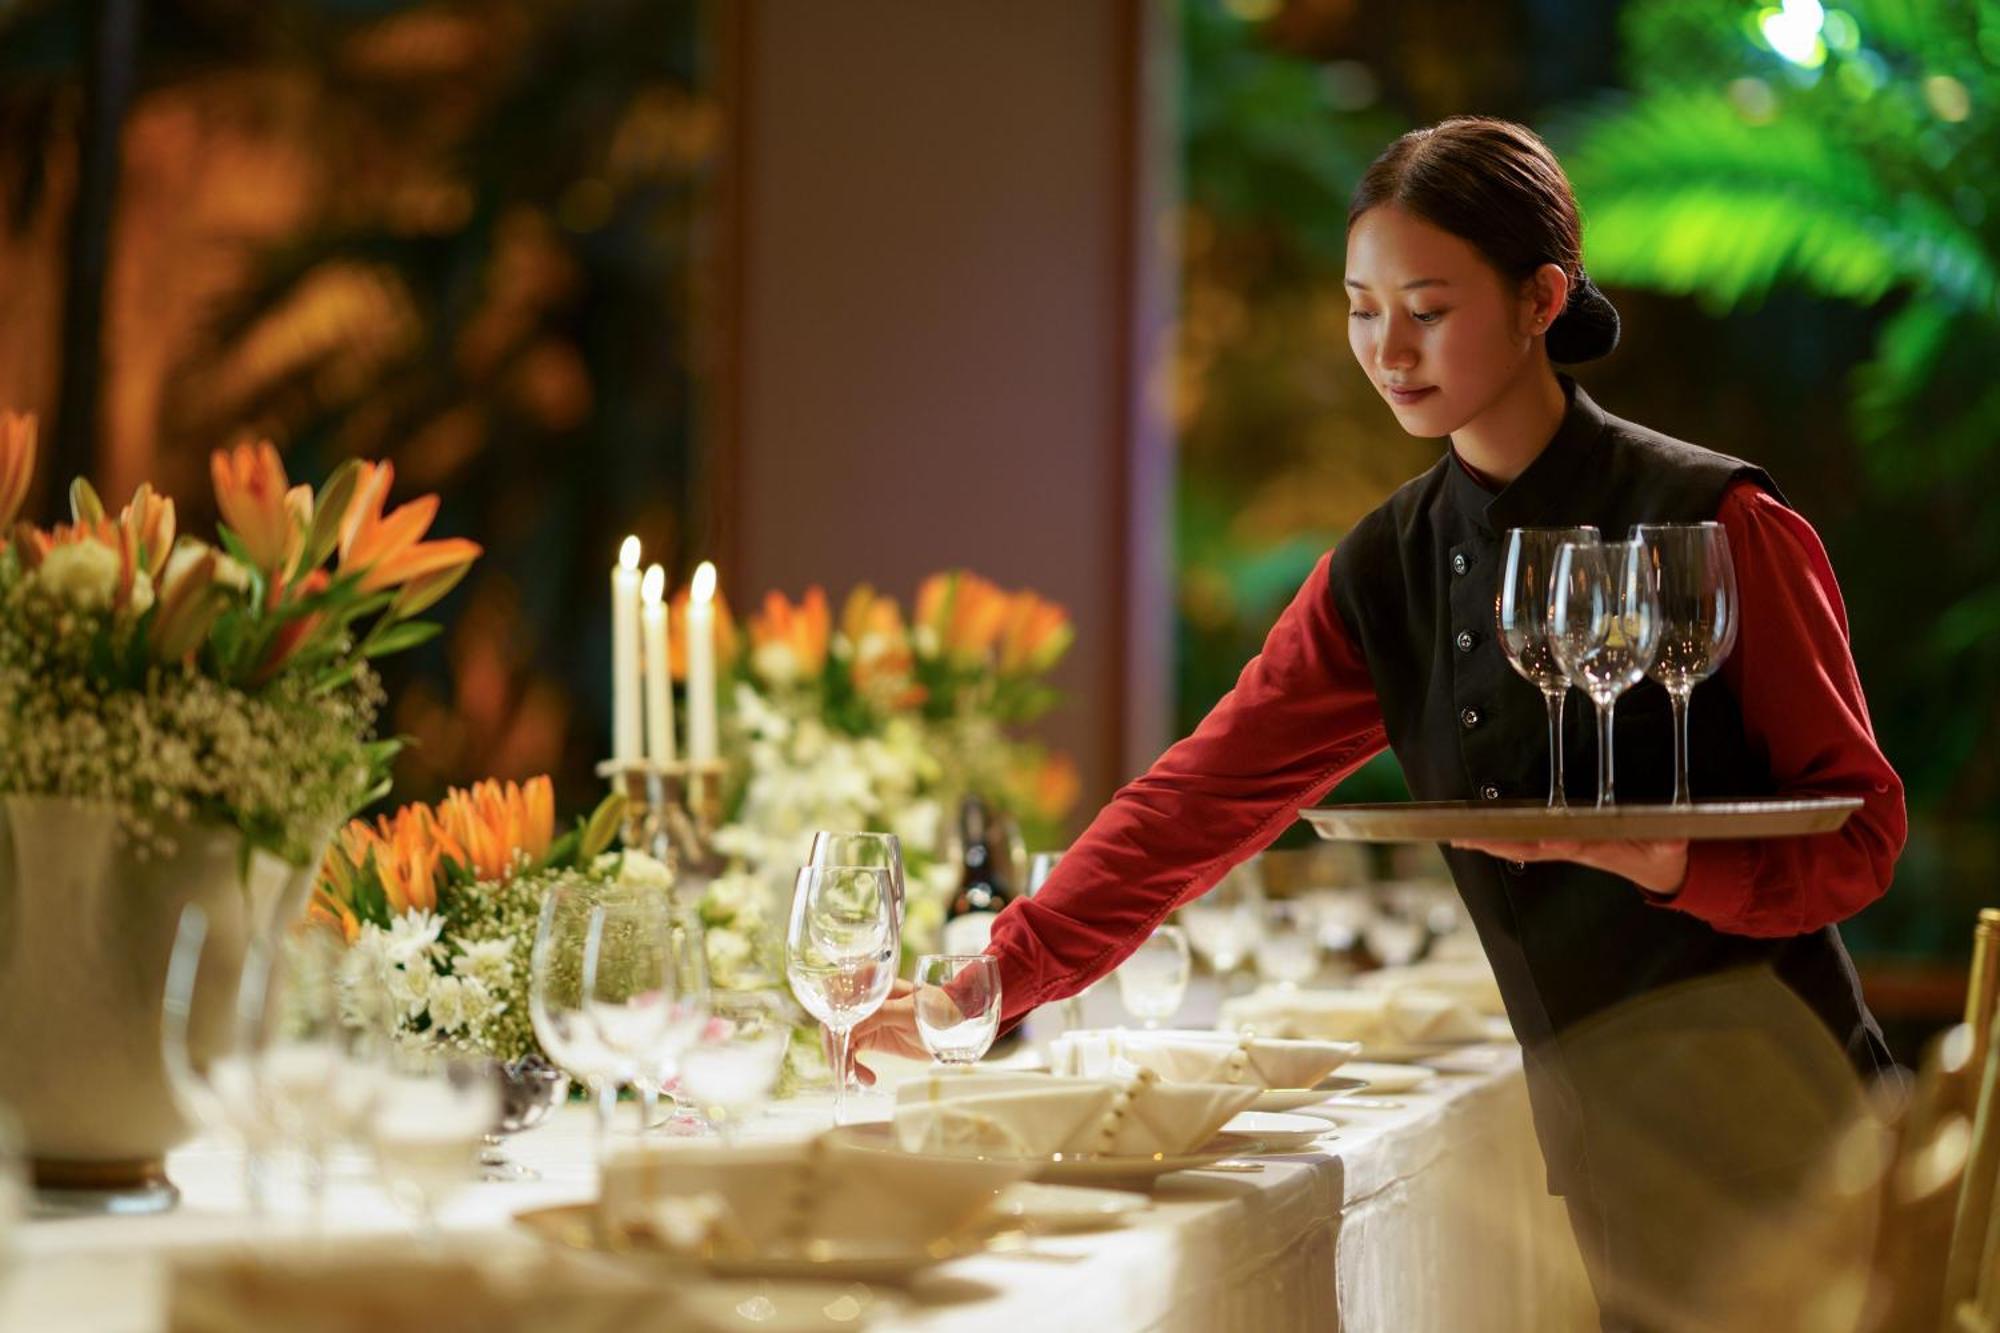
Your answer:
[1520,263,1570,337]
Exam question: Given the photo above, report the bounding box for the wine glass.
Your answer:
[529,885,632,1161]
[913,955,1003,1066]
[1,1103,24,1293]
[1180,859,1267,989]
[807,833,905,1100]
[785,865,898,1126]
[1254,900,1322,989]
[1115,924,1191,1029]
[581,897,709,1139]
[368,1043,499,1239]
[679,990,792,1143]
[1633,522,1741,806]
[1548,538,1663,807]
[1498,526,1601,807]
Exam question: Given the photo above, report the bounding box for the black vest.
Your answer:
[1327,374,1892,1193]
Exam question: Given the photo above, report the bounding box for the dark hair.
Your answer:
[1346,116,1619,364]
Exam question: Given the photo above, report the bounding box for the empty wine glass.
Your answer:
[913,955,1003,1067]
[1254,900,1322,988]
[1498,526,1601,807]
[529,885,631,1161]
[785,865,898,1126]
[1180,859,1267,988]
[1549,538,1663,808]
[1116,924,1191,1029]
[679,990,792,1143]
[1633,522,1741,806]
[581,897,708,1140]
[807,833,905,1101]
[369,1043,499,1239]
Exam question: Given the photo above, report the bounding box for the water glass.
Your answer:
[1116,924,1191,1029]
[806,832,907,927]
[785,865,898,1125]
[1633,522,1740,805]
[678,990,791,1142]
[913,955,1003,1066]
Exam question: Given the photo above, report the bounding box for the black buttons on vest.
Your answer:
[1480,784,1501,801]
[1459,707,1482,731]
[1451,551,1470,576]
[1455,630,1477,654]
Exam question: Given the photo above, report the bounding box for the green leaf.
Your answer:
[360,620,441,658]
[300,459,361,575]
[578,793,627,863]
[69,477,105,525]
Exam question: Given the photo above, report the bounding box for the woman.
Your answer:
[858,117,1905,1329]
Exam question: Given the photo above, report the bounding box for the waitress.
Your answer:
[858,116,1905,1330]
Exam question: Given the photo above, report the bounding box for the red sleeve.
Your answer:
[985,549,1387,1023]
[1662,481,1906,936]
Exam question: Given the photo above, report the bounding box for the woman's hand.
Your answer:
[849,979,925,1085]
[1448,838,1690,898]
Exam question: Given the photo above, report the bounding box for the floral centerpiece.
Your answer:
[0,412,480,1205]
[686,568,1083,962]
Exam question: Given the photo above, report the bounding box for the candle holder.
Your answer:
[593,758,731,906]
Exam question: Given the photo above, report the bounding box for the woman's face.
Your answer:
[1344,204,1561,437]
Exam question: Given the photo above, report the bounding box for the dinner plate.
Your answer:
[1300,797,1860,844]
[1254,1075,1368,1111]
[512,1201,981,1284]
[994,1182,1151,1233]
[677,1280,908,1331]
[1224,1111,1333,1152]
[1338,1062,1435,1094]
[832,1121,1265,1188]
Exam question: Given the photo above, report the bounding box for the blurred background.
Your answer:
[0,0,1991,1054]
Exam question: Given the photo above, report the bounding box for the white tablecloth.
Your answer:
[3,1041,1595,1332]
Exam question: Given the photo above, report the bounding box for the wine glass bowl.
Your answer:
[1116,924,1191,1029]
[1548,539,1663,807]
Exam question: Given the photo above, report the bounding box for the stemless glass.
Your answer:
[369,1044,499,1239]
[1498,526,1601,807]
[913,955,1003,1066]
[1633,522,1741,805]
[785,865,898,1126]
[1548,539,1663,807]
[529,885,631,1160]
[1116,924,1191,1030]
[680,991,791,1143]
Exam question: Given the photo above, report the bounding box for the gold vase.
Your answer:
[0,796,314,1214]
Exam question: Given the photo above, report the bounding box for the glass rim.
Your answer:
[1631,520,1724,531]
[1501,524,1602,536]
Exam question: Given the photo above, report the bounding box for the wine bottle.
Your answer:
[941,794,1016,958]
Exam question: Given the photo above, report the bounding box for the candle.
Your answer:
[612,536,643,763]
[687,560,719,765]
[641,563,676,764]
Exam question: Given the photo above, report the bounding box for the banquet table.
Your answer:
[3,1037,1597,1332]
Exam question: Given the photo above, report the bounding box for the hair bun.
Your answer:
[1546,271,1620,364]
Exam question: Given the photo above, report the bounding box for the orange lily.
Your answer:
[211,441,298,577]
[151,546,227,662]
[307,889,361,945]
[337,459,482,594]
[118,484,176,580]
[747,587,831,685]
[436,775,556,882]
[1010,751,1082,824]
[0,411,35,531]
[998,591,1074,676]
[840,585,924,708]
[914,570,1010,667]
[368,805,444,915]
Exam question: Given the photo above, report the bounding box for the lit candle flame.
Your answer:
[690,560,717,603]
[619,535,641,571]
[641,564,665,605]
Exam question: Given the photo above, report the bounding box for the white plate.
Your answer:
[1254,1074,1368,1111]
[995,1182,1150,1232]
[1224,1111,1333,1152]
[1339,1062,1435,1094]
[1031,1131,1265,1187]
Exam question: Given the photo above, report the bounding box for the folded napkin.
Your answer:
[893,1069,1257,1158]
[1218,986,1487,1046]
[1049,1028,1359,1091]
[168,1242,664,1333]
[601,1126,1026,1254]
[1357,961,1507,1016]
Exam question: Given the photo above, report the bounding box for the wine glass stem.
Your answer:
[592,1079,616,1161]
[830,1025,851,1126]
[1670,688,1692,807]
[1544,688,1567,809]
[1595,697,1616,808]
[639,1081,658,1136]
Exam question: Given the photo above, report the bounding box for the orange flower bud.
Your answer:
[0,411,36,531]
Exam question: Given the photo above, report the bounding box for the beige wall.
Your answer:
[715,0,1175,817]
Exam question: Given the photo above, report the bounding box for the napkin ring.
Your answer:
[1093,1069,1159,1151]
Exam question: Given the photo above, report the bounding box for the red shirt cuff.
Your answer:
[1655,839,1758,927]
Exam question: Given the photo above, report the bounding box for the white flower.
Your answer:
[387,959,433,1021]
[705,927,754,984]
[889,798,941,855]
[385,911,444,968]
[34,539,122,610]
[164,538,253,594]
[751,640,801,686]
[597,849,673,891]
[453,939,514,990]
[426,974,469,1031]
